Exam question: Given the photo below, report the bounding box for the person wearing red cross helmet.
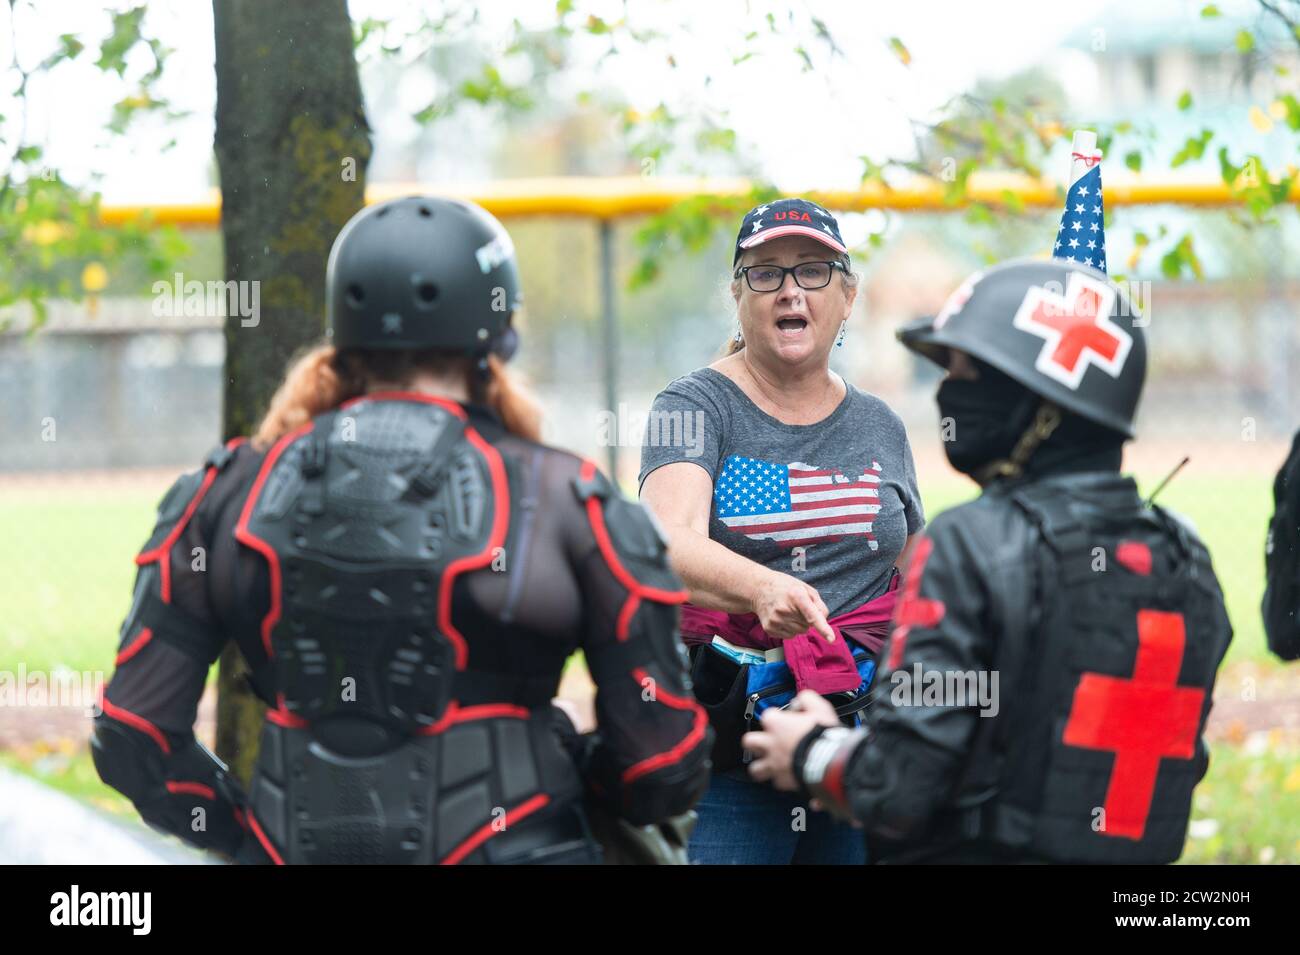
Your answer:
[743,257,1233,864]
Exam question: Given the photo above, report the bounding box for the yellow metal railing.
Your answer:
[95,174,1300,228]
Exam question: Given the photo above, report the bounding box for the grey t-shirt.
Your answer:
[638,367,925,620]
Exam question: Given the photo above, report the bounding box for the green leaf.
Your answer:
[95,6,147,77]
[1235,29,1254,53]
[1125,150,1143,172]
[57,34,84,60]
[1277,94,1300,131]
[1177,90,1193,111]
[1200,4,1221,17]
[1170,129,1213,167]
[888,36,911,66]
[1160,234,1203,279]
[1217,145,1240,185]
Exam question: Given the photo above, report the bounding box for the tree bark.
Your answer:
[212,0,371,781]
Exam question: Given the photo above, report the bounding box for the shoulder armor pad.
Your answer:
[140,441,243,555]
[572,464,681,596]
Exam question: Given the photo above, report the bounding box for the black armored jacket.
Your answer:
[795,468,1233,864]
[92,392,711,864]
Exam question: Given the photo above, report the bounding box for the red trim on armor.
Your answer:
[165,780,215,800]
[453,703,530,721]
[578,458,688,643]
[100,694,171,755]
[339,391,469,418]
[615,594,641,642]
[135,437,247,603]
[234,423,315,658]
[266,694,311,729]
[437,426,511,670]
[622,666,709,784]
[115,628,154,666]
[886,536,945,672]
[414,702,531,736]
[233,806,248,831]
[440,793,551,865]
[246,811,286,865]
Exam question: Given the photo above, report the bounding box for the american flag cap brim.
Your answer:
[738,224,849,256]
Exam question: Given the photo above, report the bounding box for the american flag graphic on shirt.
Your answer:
[714,454,883,550]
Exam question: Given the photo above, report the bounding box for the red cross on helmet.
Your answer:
[897,259,1147,439]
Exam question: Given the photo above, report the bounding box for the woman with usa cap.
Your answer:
[638,197,926,864]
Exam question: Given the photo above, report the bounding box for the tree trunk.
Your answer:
[212,0,371,781]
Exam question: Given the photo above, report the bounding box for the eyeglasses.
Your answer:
[734,260,846,293]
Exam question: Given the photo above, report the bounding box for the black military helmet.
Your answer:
[898,258,1146,438]
[326,195,521,360]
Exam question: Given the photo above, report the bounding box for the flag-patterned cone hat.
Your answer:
[897,131,1146,438]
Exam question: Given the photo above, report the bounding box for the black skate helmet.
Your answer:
[326,195,521,363]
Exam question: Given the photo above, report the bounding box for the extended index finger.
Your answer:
[796,590,835,643]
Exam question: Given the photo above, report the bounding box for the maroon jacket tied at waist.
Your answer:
[678,572,900,694]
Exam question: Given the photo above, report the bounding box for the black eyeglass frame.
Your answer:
[733,259,848,292]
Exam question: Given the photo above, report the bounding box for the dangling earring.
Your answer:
[835,320,847,348]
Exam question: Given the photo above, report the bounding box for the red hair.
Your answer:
[252,343,543,450]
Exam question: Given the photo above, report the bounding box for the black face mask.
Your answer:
[935,362,1038,479]
[936,358,1126,481]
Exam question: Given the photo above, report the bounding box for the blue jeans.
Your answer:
[689,770,867,865]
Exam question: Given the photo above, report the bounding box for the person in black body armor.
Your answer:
[742,259,1233,864]
[91,196,711,864]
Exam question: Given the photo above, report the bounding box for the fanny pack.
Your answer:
[689,637,878,773]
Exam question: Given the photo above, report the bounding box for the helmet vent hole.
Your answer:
[375,207,389,218]
[346,283,365,307]
[415,281,439,305]
[418,206,432,218]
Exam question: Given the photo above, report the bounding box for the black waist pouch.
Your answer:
[689,642,876,774]
[688,643,753,772]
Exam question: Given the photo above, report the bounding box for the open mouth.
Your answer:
[776,317,808,334]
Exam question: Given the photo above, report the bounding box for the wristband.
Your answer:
[794,725,864,820]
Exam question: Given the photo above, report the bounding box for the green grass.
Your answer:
[0,487,161,676]
[0,747,133,818]
[1178,737,1300,864]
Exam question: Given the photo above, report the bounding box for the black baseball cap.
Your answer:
[733,197,848,266]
